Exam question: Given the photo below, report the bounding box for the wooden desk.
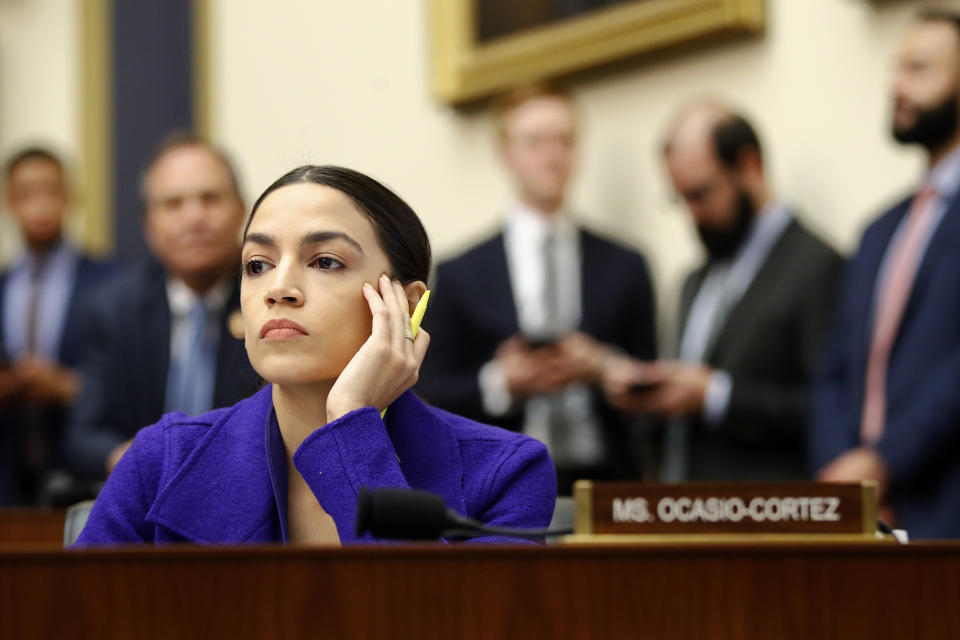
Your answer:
[2,542,959,639]
[0,509,65,546]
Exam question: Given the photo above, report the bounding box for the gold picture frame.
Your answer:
[430,0,765,104]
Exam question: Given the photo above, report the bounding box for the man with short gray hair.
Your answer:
[65,134,258,478]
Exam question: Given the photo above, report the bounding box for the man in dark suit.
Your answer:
[0,148,116,504]
[811,11,960,539]
[65,134,258,479]
[604,102,842,482]
[417,83,657,494]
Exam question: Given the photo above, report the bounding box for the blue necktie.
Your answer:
[165,301,216,416]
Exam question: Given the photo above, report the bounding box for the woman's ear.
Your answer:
[403,280,428,314]
[228,309,245,340]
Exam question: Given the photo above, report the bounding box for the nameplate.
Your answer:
[573,481,877,536]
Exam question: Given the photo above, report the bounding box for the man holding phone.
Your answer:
[418,83,657,494]
[604,102,842,482]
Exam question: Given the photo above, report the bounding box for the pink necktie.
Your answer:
[860,185,939,445]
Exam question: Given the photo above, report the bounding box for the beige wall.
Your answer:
[0,0,954,333]
[208,0,945,331]
[0,0,81,263]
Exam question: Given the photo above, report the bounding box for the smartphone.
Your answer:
[628,381,662,394]
[527,338,559,350]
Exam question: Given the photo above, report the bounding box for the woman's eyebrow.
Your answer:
[242,230,363,254]
[302,230,364,254]
[243,232,276,248]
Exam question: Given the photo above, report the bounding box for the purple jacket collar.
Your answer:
[145,385,466,543]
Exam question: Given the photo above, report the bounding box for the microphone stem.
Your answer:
[444,511,573,539]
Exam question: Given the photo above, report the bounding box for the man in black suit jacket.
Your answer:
[418,83,657,493]
[0,148,117,504]
[65,134,258,479]
[605,103,842,481]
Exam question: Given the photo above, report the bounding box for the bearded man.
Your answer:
[810,10,960,539]
[603,102,842,483]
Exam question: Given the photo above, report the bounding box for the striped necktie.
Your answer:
[25,255,48,355]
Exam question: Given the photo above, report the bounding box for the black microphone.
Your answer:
[355,486,573,540]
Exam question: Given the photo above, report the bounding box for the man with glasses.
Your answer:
[604,102,842,482]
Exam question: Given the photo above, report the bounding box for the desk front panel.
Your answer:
[1,543,958,639]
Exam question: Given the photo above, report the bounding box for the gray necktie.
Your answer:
[165,301,216,416]
[541,229,563,339]
[535,229,603,468]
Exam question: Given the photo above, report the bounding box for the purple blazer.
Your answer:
[75,385,556,545]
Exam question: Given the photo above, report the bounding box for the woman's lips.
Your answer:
[260,318,309,339]
[263,327,306,339]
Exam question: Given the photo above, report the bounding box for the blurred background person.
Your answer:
[0,0,944,513]
[418,83,657,495]
[65,133,258,480]
[0,148,116,505]
[812,10,960,539]
[604,103,842,482]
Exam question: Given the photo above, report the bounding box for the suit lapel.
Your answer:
[578,230,598,333]
[678,268,707,337]
[846,198,910,362]
[896,188,960,338]
[480,234,520,336]
[578,230,629,336]
[57,259,85,366]
[138,262,172,417]
[669,267,708,359]
[701,222,802,362]
[58,257,99,367]
[147,386,276,542]
[213,281,254,406]
[0,272,7,362]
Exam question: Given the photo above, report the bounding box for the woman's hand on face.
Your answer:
[326,274,430,424]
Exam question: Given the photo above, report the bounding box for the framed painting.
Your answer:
[430,0,765,104]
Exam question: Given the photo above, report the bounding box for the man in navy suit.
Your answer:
[65,134,258,480]
[0,148,116,505]
[811,10,960,539]
[417,83,657,494]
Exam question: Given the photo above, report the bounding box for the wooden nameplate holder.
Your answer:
[566,480,892,544]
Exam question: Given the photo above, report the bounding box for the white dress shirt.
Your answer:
[478,204,603,467]
[2,241,80,362]
[165,277,232,369]
[503,203,581,336]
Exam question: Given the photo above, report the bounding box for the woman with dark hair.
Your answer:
[76,165,556,545]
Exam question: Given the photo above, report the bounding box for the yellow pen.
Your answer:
[410,289,430,336]
[381,289,431,418]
